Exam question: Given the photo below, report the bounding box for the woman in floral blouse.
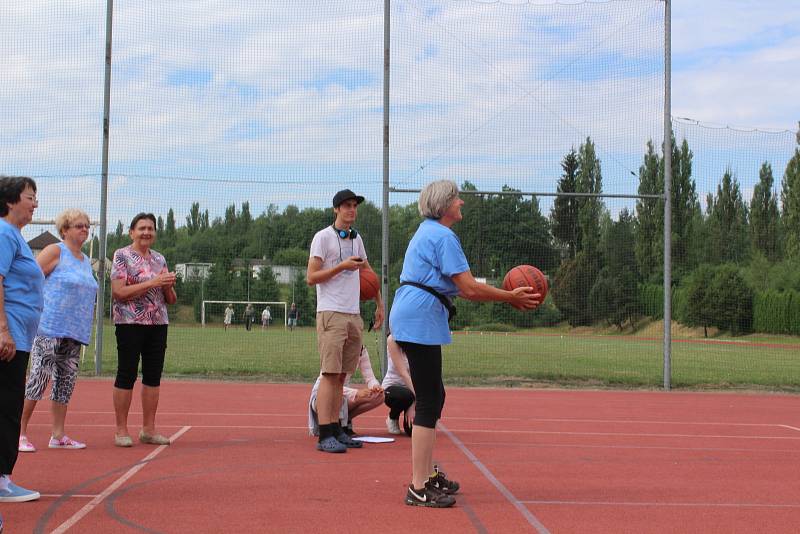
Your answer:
[110,213,177,447]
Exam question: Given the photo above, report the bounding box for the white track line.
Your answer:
[40,494,97,499]
[56,411,793,428]
[780,425,800,433]
[25,422,800,441]
[439,422,551,534]
[458,441,800,454]
[49,426,191,534]
[520,500,800,509]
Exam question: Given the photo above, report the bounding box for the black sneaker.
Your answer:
[405,481,456,508]
[342,425,357,437]
[429,465,460,495]
[335,431,363,448]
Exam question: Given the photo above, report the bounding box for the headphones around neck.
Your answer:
[332,225,358,240]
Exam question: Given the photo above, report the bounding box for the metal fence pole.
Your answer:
[662,0,673,390]
[94,0,114,375]
[380,0,391,376]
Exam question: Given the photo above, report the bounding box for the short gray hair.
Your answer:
[55,208,90,238]
[418,180,459,219]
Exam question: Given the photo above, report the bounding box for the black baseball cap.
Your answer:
[332,189,365,207]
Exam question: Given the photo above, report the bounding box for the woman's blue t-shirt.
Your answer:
[389,218,470,345]
[0,219,45,351]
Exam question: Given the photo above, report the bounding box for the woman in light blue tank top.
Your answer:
[19,209,98,452]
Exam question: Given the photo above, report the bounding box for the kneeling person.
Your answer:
[308,345,384,440]
[381,335,415,436]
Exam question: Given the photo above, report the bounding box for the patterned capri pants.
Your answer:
[24,336,82,404]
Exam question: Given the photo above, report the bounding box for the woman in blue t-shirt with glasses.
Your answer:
[0,175,45,506]
[389,180,541,508]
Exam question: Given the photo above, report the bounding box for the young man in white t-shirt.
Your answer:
[307,189,383,453]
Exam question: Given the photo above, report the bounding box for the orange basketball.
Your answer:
[359,268,380,301]
[502,265,548,301]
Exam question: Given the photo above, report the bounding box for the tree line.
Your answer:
[99,126,800,334]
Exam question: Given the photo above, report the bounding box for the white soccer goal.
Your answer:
[201,300,288,328]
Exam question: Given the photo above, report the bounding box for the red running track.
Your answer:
[3,379,799,533]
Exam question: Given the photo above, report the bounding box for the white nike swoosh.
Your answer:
[409,488,427,502]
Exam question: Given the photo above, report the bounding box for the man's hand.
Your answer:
[372,305,384,330]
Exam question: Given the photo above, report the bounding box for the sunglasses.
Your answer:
[70,223,91,230]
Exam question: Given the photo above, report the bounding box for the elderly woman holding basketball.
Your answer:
[111,213,177,448]
[389,179,541,508]
[18,209,98,453]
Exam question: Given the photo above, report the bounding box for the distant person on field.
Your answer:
[0,175,44,504]
[389,180,540,507]
[111,212,177,448]
[244,303,254,331]
[287,302,298,331]
[308,344,383,437]
[223,303,234,330]
[261,306,271,330]
[306,189,383,453]
[19,208,98,453]
[381,335,415,436]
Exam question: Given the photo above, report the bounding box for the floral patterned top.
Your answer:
[111,245,170,325]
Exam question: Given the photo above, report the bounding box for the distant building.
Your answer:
[27,231,60,257]
[175,263,213,281]
[175,260,299,284]
[255,264,300,284]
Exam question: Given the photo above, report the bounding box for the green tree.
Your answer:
[552,251,601,326]
[166,208,176,239]
[681,265,716,337]
[551,148,580,259]
[670,138,700,277]
[289,270,315,327]
[749,162,781,261]
[186,202,202,236]
[591,209,639,328]
[781,142,800,258]
[708,265,753,335]
[635,139,663,282]
[706,169,749,264]
[273,247,309,266]
[575,137,603,255]
[250,266,281,302]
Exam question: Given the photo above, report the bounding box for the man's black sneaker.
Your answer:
[335,432,363,448]
[429,465,460,494]
[404,481,456,508]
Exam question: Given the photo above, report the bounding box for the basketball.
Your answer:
[502,265,548,301]
[359,268,380,301]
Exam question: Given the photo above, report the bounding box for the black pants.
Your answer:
[384,385,415,419]
[396,341,445,429]
[0,351,29,474]
[114,324,168,389]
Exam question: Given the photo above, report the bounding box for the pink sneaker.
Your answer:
[48,436,86,450]
[18,436,36,453]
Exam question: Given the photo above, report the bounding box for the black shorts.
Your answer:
[114,324,168,389]
[395,341,445,429]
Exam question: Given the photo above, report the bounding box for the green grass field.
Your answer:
[79,324,800,391]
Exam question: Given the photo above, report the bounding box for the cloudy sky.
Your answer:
[1,0,797,234]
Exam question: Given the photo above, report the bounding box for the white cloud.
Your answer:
[2,0,797,224]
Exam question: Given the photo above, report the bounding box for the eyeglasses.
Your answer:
[70,223,91,230]
[21,194,38,202]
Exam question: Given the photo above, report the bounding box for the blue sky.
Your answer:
[1,0,797,237]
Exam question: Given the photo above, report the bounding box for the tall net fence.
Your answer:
[3,1,798,389]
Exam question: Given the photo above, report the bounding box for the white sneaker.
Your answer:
[18,436,36,453]
[386,416,402,435]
